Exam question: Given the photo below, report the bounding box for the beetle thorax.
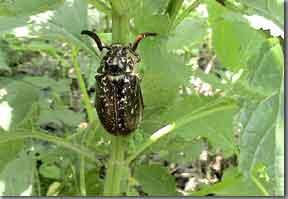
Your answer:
[99,44,140,76]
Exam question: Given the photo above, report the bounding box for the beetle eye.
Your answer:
[108,60,112,65]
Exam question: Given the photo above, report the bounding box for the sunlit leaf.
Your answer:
[39,109,85,128]
[239,0,284,28]
[247,38,283,96]
[238,96,276,194]
[0,16,29,33]
[0,0,64,16]
[189,168,262,196]
[167,17,208,49]
[275,81,284,195]
[39,164,61,179]
[31,0,97,58]
[162,95,237,156]
[134,164,178,196]
[0,81,39,130]
[207,0,267,71]
[0,150,34,196]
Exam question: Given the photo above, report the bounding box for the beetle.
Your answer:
[81,30,157,136]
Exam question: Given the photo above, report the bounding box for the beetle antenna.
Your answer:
[132,32,157,51]
[81,30,104,51]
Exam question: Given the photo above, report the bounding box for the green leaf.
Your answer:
[190,168,262,196]
[88,0,111,15]
[238,94,282,195]
[275,80,284,195]
[39,164,61,179]
[207,2,284,194]
[137,94,237,162]
[156,137,203,164]
[166,0,184,24]
[134,164,178,196]
[247,38,283,96]
[39,109,85,128]
[0,40,10,72]
[139,49,189,136]
[0,138,23,172]
[207,0,267,70]
[0,150,34,196]
[122,0,168,20]
[163,95,238,156]
[131,0,171,34]
[239,0,284,28]
[0,130,100,166]
[0,80,39,131]
[126,187,139,196]
[0,16,29,33]
[22,76,70,94]
[140,39,188,116]
[32,0,97,58]
[0,0,64,16]
[142,0,169,15]
[237,35,284,195]
[193,69,230,91]
[11,40,60,57]
[167,17,208,50]
[46,181,62,196]
[0,47,11,71]
[49,0,88,37]
[134,14,170,34]
[85,168,103,195]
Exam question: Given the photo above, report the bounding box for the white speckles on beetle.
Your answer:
[124,78,130,83]
[87,31,157,136]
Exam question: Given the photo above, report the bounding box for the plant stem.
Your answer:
[79,124,98,196]
[251,175,269,196]
[103,0,130,196]
[79,156,86,195]
[103,136,126,195]
[173,0,200,28]
[111,5,129,43]
[166,0,184,31]
[126,124,175,165]
[71,47,96,123]
[79,123,99,195]
[79,128,89,196]
[72,47,98,196]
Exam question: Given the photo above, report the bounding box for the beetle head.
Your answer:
[100,44,140,75]
[81,30,157,75]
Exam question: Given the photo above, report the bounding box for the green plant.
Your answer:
[0,0,284,196]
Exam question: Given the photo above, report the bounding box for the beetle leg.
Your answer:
[131,32,157,51]
[81,30,104,51]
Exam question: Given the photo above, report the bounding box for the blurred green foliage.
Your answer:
[0,0,284,196]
